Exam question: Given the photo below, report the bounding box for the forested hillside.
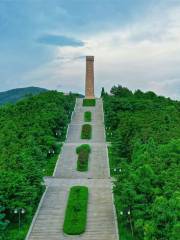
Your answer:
[0,87,47,105]
[0,91,76,239]
[103,86,180,240]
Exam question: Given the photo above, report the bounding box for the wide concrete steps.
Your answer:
[26,98,118,240]
[54,143,109,179]
[71,99,104,125]
[28,179,117,240]
[66,124,105,143]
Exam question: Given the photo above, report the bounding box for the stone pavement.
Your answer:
[26,98,118,240]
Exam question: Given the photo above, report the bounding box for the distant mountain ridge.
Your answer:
[0,87,47,105]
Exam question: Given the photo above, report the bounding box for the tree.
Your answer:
[110,85,133,97]
[0,91,76,238]
[103,85,180,239]
[101,87,105,97]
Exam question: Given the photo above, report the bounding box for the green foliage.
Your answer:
[84,111,92,122]
[81,124,92,139]
[0,91,75,238]
[83,99,96,106]
[0,87,47,105]
[101,87,107,97]
[43,144,62,176]
[76,144,91,171]
[103,86,180,240]
[63,186,88,235]
[0,202,9,240]
[110,85,133,97]
[3,223,29,240]
[76,144,91,154]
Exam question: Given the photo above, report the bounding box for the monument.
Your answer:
[85,56,95,99]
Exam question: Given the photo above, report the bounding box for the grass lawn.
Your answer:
[118,224,134,240]
[83,99,96,107]
[2,222,30,240]
[76,144,91,171]
[44,143,62,176]
[84,111,92,122]
[63,186,88,235]
[81,124,92,139]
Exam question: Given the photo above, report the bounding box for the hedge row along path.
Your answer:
[26,98,118,240]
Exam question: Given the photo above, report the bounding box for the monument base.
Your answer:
[85,96,95,99]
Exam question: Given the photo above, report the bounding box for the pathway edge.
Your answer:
[102,97,120,240]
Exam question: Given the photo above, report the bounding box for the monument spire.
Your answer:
[85,56,95,99]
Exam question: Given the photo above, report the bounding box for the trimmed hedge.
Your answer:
[63,186,89,235]
[81,124,92,139]
[76,144,91,171]
[84,111,92,122]
[83,99,96,106]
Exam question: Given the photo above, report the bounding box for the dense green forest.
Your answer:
[0,91,75,239]
[0,87,47,105]
[103,86,180,240]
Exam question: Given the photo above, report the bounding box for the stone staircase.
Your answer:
[26,98,118,240]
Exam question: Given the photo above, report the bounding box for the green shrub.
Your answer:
[81,124,92,139]
[76,144,91,154]
[84,111,92,122]
[83,99,96,106]
[76,144,91,171]
[63,186,88,235]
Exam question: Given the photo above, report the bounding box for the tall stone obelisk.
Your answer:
[85,56,95,99]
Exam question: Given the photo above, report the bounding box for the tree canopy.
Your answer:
[103,85,180,240]
[0,91,75,239]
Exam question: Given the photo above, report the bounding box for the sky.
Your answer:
[0,0,180,99]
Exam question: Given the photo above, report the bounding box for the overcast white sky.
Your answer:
[0,0,180,99]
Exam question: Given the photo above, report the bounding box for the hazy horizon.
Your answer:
[0,0,180,99]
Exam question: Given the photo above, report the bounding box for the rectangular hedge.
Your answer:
[84,111,92,122]
[63,186,89,235]
[76,144,91,171]
[83,99,96,107]
[81,124,92,139]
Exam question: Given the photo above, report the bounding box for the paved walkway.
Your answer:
[26,98,118,240]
